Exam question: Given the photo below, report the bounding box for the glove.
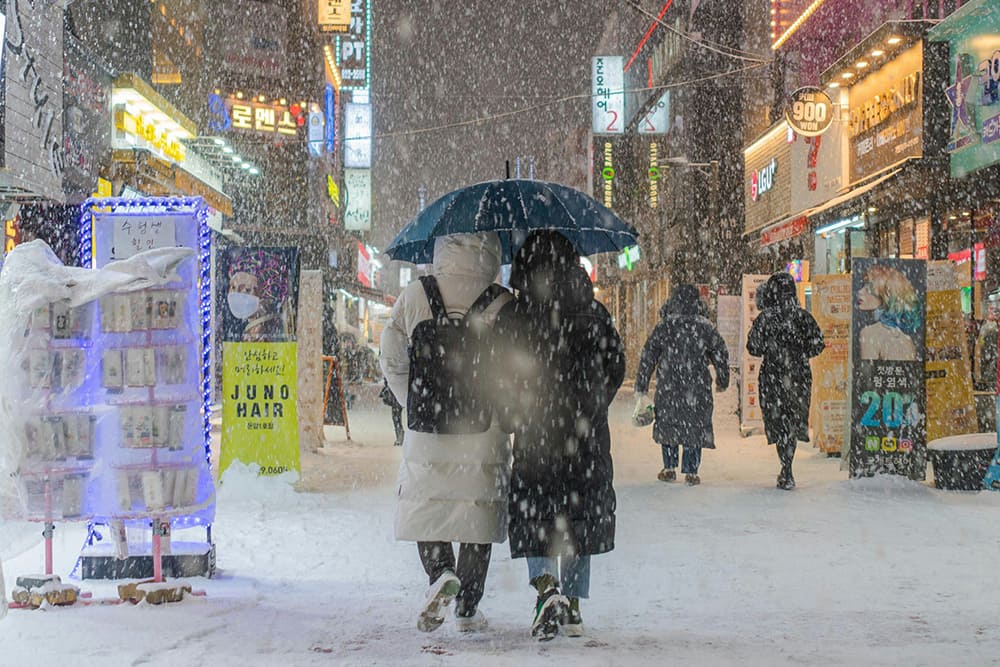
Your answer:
[632,393,654,427]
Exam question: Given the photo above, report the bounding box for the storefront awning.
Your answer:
[806,168,903,221]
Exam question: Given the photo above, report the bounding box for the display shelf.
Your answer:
[75,197,215,583]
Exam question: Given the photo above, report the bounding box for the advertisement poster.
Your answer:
[739,275,769,434]
[219,247,300,343]
[925,261,977,441]
[849,258,927,478]
[716,294,741,368]
[220,342,300,477]
[809,274,851,454]
[219,247,301,477]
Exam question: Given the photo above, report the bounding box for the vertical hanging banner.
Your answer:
[809,274,851,454]
[336,0,369,90]
[738,275,769,434]
[849,258,927,478]
[925,261,977,441]
[219,247,301,477]
[591,56,624,134]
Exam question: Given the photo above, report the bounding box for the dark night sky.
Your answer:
[369,1,649,249]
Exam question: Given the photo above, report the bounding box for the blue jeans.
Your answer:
[662,444,702,474]
[526,554,591,599]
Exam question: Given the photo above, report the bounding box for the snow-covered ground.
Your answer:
[3,385,1000,666]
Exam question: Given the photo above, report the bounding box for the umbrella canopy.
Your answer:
[384,179,639,264]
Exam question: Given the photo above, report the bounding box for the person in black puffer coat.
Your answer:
[491,230,625,641]
[634,284,729,486]
[746,272,825,490]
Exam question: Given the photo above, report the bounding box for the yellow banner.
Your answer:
[810,274,851,454]
[926,262,977,441]
[220,342,301,477]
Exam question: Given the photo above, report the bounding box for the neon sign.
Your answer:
[750,158,777,202]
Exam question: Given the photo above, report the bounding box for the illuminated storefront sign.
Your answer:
[785,86,834,136]
[647,141,659,209]
[592,56,624,134]
[318,0,351,32]
[325,83,337,154]
[601,141,615,208]
[617,245,641,271]
[846,43,923,182]
[112,74,195,165]
[750,158,777,202]
[344,102,372,168]
[4,214,20,256]
[638,90,671,134]
[336,0,370,90]
[744,123,793,234]
[761,215,807,247]
[344,168,371,231]
[327,175,340,207]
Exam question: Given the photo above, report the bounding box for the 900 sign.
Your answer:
[785,87,834,137]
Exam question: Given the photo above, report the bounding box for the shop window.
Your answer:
[899,218,915,259]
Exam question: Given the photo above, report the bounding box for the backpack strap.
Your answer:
[419,276,448,324]
[466,284,509,319]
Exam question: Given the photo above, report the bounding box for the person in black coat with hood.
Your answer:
[492,230,625,641]
[746,272,825,490]
[634,284,729,485]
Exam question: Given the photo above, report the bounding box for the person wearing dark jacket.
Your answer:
[492,230,625,641]
[633,285,729,486]
[746,272,825,490]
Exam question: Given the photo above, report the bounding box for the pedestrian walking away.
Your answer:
[379,232,513,633]
[491,230,625,640]
[746,272,825,490]
[633,284,730,486]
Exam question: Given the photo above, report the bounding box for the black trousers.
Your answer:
[777,438,796,471]
[417,541,491,617]
[391,405,404,443]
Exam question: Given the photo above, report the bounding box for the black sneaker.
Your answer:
[530,576,568,641]
[657,468,676,482]
[561,597,584,637]
[776,467,796,490]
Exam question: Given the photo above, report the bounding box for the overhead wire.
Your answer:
[621,0,773,64]
[372,61,768,140]
[202,61,768,150]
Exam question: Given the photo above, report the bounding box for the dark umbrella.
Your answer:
[384,179,639,264]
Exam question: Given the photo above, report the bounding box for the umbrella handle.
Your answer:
[505,160,510,180]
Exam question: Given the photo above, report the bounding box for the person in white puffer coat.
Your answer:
[379,232,512,634]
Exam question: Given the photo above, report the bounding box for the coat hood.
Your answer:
[510,231,589,308]
[765,272,798,309]
[660,284,706,318]
[432,232,502,281]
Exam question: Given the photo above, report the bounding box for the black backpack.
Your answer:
[407,276,507,434]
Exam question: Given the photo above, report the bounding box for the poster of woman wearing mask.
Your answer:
[220,247,300,343]
[219,246,302,478]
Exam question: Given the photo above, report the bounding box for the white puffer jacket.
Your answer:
[380,233,513,544]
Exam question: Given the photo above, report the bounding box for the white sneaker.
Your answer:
[417,571,461,632]
[455,609,488,632]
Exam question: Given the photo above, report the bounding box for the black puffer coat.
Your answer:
[746,272,825,444]
[493,231,625,559]
[635,285,729,449]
